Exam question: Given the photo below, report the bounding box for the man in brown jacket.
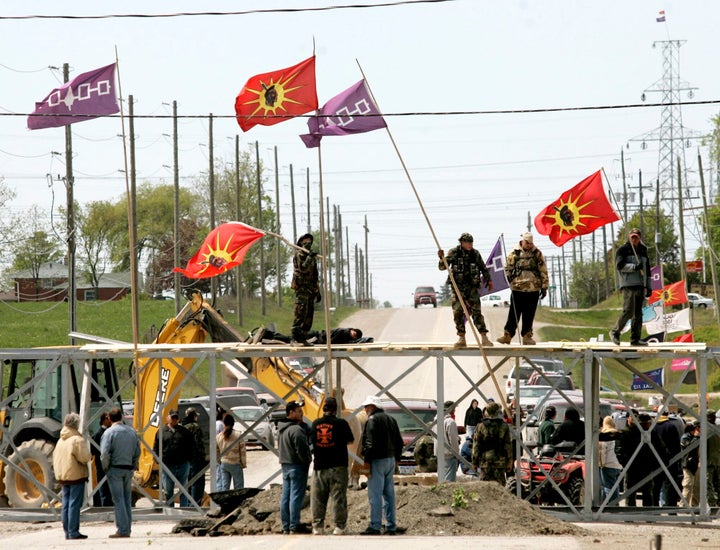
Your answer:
[53,412,91,540]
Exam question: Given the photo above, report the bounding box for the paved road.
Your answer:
[340,304,513,411]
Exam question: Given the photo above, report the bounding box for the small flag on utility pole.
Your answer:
[656,10,666,22]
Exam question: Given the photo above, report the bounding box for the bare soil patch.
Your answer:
[191,480,587,537]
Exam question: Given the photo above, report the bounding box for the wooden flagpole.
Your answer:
[115,46,140,354]
[356,60,508,415]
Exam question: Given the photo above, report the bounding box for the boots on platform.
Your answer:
[496,331,512,345]
[481,333,494,347]
[522,332,536,345]
[454,333,467,348]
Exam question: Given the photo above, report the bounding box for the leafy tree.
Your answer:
[10,205,62,298]
[76,200,116,289]
[106,183,203,287]
[569,259,610,307]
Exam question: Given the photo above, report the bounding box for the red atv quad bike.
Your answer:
[506,441,585,506]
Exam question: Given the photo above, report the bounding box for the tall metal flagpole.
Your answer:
[115,47,140,350]
[356,60,507,414]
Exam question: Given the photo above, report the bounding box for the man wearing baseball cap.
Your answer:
[278,400,312,534]
[359,395,404,535]
[152,409,193,507]
[610,228,652,346]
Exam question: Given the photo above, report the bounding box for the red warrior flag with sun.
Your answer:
[648,280,689,307]
[174,222,265,279]
[235,56,318,132]
[534,170,620,247]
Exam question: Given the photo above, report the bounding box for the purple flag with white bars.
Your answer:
[28,63,119,130]
[480,237,509,297]
[300,79,386,148]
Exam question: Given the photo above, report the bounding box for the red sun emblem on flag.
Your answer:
[235,57,318,132]
[534,171,619,247]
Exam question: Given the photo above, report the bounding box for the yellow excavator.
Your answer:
[131,290,346,504]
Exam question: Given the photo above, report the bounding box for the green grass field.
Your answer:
[2,294,718,408]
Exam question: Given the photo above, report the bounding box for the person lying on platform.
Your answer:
[249,326,373,345]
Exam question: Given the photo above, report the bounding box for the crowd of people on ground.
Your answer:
[276,394,402,535]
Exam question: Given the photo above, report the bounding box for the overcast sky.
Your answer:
[1,0,719,307]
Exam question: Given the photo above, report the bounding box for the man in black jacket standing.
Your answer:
[610,228,652,346]
[153,409,193,507]
[278,400,312,534]
[360,395,404,536]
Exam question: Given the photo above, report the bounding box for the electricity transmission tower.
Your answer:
[630,40,701,222]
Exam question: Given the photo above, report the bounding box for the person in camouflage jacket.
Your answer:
[291,233,320,344]
[438,232,493,347]
[497,232,549,346]
[472,402,512,485]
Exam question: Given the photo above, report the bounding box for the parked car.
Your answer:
[525,357,565,374]
[231,405,275,448]
[380,398,437,474]
[481,295,508,307]
[688,292,714,309]
[504,363,543,400]
[413,286,437,308]
[526,372,575,392]
[192,393,258,413]
[512,385,553,417]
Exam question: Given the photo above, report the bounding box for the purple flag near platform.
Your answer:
[479,237,509,297]
[28,63,119,130]
[300,79,386,148]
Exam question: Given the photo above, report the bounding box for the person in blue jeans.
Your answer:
[101,407,141,539]
[216,414,247,490]
[53,412,91,540]
[278,400,312,534]
[153,409,193,507]
[360,395,404,536]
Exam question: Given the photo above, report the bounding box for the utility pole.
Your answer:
[172,101,181,312]
[289,163,297,244]
[326,196,332,307]
[129,94,139,334]
[345,226,352,298]
[677,157,687,284]
[256,141,266,315]
[208,114,216,301]
[337,207,344,304]
[364,215,370,308]
[235,135,243,325]
[698,152,720,328]
[306,167,311,234]
[63,63,77,343]
[621,148,628,223]
[638,169,645,236]
[274,146,281,307]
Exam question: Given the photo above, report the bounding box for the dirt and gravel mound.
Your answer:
[188,480,587,537]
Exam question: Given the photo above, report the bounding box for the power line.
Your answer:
[3,98,720,121]
[0,0,456,21]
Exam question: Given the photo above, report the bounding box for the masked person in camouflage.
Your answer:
[472,402,512,485]
[291,233,320,345]
[438,233,494,347]
[497,232,549,346]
